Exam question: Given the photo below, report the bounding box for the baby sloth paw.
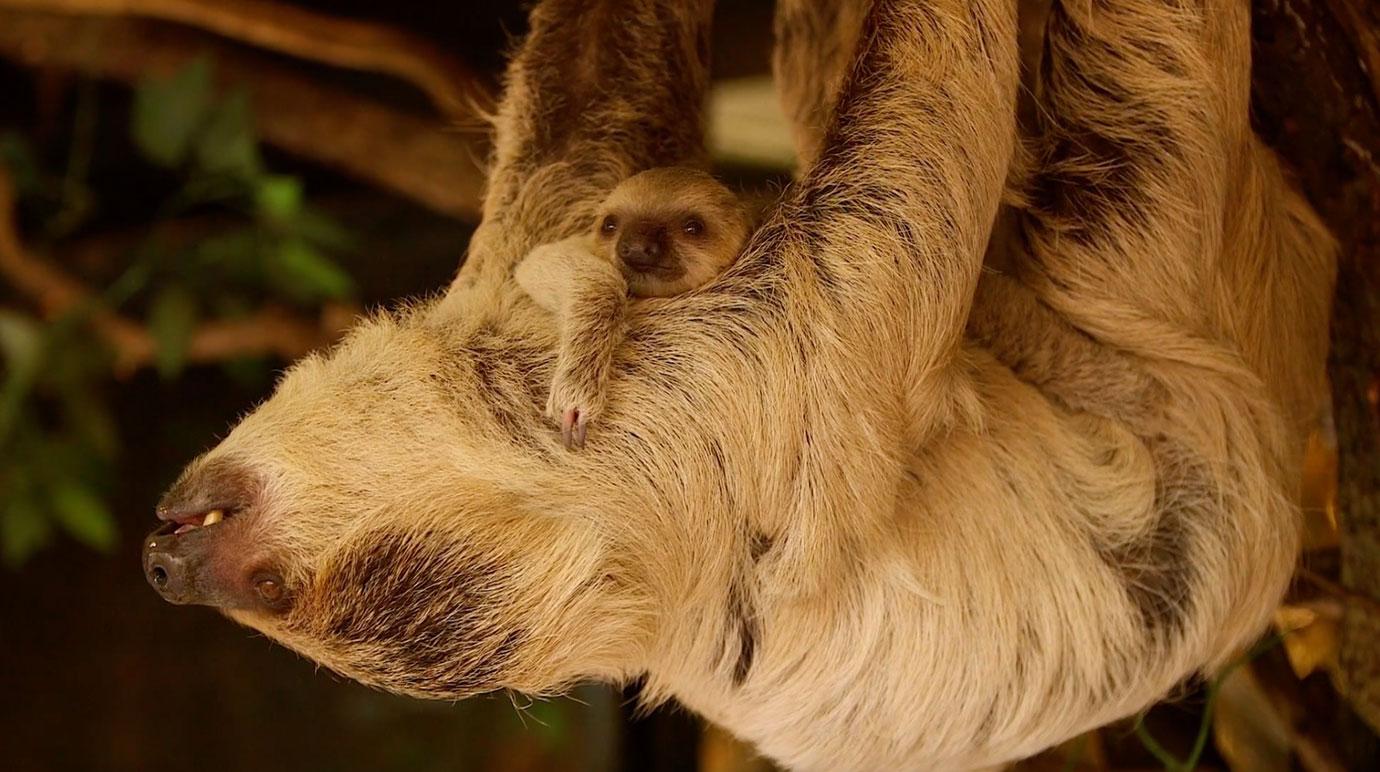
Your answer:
[546,380,602,451]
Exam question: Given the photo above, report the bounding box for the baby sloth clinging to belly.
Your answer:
[515,167,750,449]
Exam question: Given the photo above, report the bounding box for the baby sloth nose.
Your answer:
[617,226,666,267]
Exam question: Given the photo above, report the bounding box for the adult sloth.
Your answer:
[143,0,1335,768]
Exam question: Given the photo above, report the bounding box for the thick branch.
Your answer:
[0,10,486,219]
[0,166,339,376]
[1252,0,1380,742]
[0,0,491,120]
[1323,0,1380,107]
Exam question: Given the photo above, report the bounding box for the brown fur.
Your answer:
[154,0,1336,769]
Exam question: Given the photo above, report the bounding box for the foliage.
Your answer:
[0,58,356,567]
[1130,634,1286,771]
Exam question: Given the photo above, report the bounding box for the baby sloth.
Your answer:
[516,167,750,449]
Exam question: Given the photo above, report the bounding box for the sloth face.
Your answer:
[594,167,750,297]
[142,313,650,698]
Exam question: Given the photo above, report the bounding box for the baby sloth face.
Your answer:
[593,167,750,297]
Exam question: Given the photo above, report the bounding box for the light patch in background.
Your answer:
[708,76,796,171]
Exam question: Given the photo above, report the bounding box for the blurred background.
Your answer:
[1,1,1378,770]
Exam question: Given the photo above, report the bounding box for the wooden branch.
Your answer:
[0,0,492,120]
[1252,0,1380,744]
[0,10,487,219]
[1299,568,1380,619]
[0,166,340,376]
[1323,0,1380,108]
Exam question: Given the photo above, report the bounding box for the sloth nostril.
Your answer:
[151,566,168,586]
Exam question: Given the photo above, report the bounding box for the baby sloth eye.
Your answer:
[682,218,705,237]
[600,215,619,235]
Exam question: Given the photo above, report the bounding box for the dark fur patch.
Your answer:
[726,576,759,687]
[524,1,706,169]
[1028,6,1184,245]
[1093,438,1199,636]
[461,326,554,457]
[749,532,774,563]
[298,531,525,698]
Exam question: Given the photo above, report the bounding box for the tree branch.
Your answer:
[1252,0,1380,742]
[0,10,487,219]
[0,0,492,120]
[0,165,341,376]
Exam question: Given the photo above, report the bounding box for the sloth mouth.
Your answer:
[155,507,236,536]
[623,263,686,283]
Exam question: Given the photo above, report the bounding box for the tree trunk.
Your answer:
[1251,0,1380,753]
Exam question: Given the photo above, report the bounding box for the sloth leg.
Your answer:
[1019,0,1254,343]
[770,0,1139,418]
[770,0,869,172]
[780,0,1021,374]
[515,240,629,449]
[738,0,1020,588]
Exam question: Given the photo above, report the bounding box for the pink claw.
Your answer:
[561,407,587,450]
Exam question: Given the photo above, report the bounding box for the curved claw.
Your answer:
[561,407,588,450]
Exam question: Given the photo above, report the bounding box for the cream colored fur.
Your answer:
[161,0,1337,769]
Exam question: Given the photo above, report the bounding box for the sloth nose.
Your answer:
[143,533,199,604]
[617,230,664,266]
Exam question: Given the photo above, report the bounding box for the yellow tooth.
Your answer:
[202,509,223,526]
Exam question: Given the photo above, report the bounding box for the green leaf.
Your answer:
[132,57,214,167]
[0,131,42,195]
[288,207,354,251]
[50,483,117,552]
[193,229,259,269]
[194,90,262,179]
[0,310,44,378]
[0,311,46,444]
[148,285,198,378]
[267,238,354,300]
[1,492,52,568]
[59,384,120,458]
[255,175,303,221]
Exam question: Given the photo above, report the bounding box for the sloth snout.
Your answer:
[617,228,666,267]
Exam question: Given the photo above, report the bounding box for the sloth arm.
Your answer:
[696,0,1021,584]
[515,238,629,448]
[773,0,1020,378]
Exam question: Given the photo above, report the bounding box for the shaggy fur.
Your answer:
[514,166,750,447]
[154,0,1336,768]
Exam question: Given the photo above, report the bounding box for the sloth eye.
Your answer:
[600,215,619,235]
[252,570,290,611]
[682,218,704,236]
